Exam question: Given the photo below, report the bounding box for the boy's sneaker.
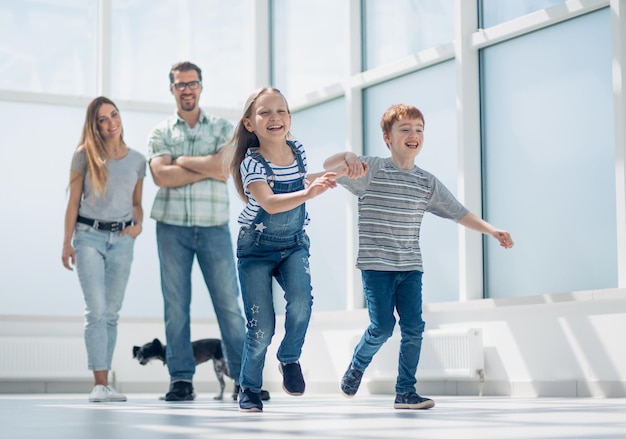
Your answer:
[106,386,127,402]
[239,388,263,412]
[393,392,435,410]
[165,381,196,401]
[340,364,363,398]
[88,385,108,402]
[279,362,305,396]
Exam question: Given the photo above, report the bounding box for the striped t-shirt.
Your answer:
[237,140,311,226]
[337,156,468,272]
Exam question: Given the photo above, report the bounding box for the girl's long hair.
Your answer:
[72,96,125,197]
[227,87,290,202]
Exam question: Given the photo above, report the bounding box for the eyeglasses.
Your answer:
[171,81,201,91]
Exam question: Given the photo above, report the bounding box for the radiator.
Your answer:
[363,328,485,393]
[0,336,91,379]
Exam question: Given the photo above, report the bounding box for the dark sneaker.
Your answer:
[393,392,435,410]
[165,381,196,401]
[239,388,263,412]
[235,383,271,401]
[340,364,363,398]
[279,362,305,396]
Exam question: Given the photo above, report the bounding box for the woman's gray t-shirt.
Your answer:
[71,148,146,222]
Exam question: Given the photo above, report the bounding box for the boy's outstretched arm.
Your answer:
[458,212,514,249]
[322,152,368,178]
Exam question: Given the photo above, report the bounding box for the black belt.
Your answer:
[77,215,133,232]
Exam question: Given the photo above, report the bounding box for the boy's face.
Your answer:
[383,118,424,163]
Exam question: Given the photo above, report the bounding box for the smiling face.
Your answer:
[96,103,122,141]
[171,69,202,113]
[383,118,425,168]
[243,90,291,145]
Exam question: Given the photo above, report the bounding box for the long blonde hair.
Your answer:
[227,87,291,202]
[71,96,125,196]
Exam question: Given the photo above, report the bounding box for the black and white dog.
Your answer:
[132,338,270,401]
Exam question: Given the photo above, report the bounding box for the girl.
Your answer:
[229,87,364,412]
[62,96,146,402]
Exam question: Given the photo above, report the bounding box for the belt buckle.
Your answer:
[110,222,121,232]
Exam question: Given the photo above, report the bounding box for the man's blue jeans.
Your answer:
[156,222,245,383]
[352,270,426,394]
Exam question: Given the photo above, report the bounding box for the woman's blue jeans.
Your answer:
[237,229,313,392]
[156,222,245,383]
[74,223,135,371]
[352,270,426,394]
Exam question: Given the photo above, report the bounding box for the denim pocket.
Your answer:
[236,229,257,254]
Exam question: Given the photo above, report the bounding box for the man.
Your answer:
[147,61,245,401]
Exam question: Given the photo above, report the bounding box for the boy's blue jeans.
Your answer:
[352,270,425,394]
[156,222,245,383]
[236,229,313,392]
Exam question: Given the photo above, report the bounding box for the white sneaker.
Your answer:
[106,386,127,402]
[88,385,108,402]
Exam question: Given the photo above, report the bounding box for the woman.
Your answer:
[62,96,146,402]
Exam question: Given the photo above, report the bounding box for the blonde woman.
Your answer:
[62,96,146,402]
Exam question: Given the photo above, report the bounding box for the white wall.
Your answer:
[2,288,624,398]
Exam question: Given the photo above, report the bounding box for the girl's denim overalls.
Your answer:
[236,142,313,392]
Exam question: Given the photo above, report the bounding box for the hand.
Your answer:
[329,152,368,178]
[62,243,76,271]
[344,153,368,178]
[119,224,142,239]
[305,172,338,198]
[492,230,514,249]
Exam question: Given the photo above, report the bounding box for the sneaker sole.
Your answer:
[394,400,435,410]
[165,395,195,402]
[239,407,263,412]
[88,398,107,402]
[340,388,356,399]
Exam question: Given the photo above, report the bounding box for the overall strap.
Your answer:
[286,140,307,181]
[249,151,276,188]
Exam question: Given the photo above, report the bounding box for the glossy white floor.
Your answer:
[1,393,625,439]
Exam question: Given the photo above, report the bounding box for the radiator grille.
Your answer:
[0,337,90,379]
[366,328,484,379]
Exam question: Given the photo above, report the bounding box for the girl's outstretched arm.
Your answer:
[248,172,338,214]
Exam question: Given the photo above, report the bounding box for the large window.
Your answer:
[271,0,350,99]
[363,61,459,303]
[481,8,615,298]
[0,0,97,95]
[362,0,454,70]
[111,0,255,109]
[291,98,348,311]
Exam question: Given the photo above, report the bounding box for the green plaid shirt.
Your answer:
[147,109,234,227]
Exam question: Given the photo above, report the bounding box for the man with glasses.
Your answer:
[147,61,246,401]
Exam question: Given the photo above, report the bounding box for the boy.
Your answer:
[324,104,513,409]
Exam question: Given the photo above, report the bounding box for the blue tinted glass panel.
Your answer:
[363,0,454,70]
[481,9,615,298]
[291,98,348,311]
[480,0,566,28]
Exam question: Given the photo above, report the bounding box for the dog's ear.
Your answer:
[154,338,163,349]
[132,346,139,357]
